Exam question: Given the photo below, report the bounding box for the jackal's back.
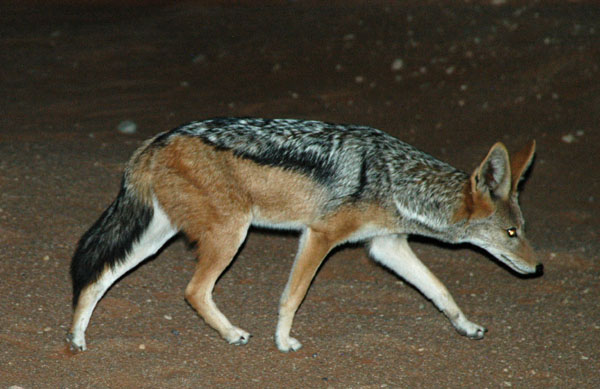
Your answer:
[154,118,466,211]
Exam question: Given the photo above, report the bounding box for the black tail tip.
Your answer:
[535,263,544,276]
[72,288,81,308]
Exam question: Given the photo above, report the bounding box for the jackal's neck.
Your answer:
[389,159,470,240]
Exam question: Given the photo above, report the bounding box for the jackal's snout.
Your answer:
[521,249,544,276]
[495,251,542,276]
[518,238,543,276]
[493,237,543,276]
[509,254,543,276]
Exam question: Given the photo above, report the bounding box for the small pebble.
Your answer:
[391,58,404,71]
[164,314,173,320]
[117,120,137,134]
[192,54,206,63]
[139,344,146,350]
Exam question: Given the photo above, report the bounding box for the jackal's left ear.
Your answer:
[510,140,536,194]
[471,142,511,200]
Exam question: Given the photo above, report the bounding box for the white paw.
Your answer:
[276,335,302,352]
[465,324,487,340]
[454,318,487,340]
[66,332,87,352]
[225,327,251,345]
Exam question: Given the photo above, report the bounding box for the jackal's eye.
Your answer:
[506,227,518,238]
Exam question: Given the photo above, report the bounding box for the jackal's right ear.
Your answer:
[471,142,511,200]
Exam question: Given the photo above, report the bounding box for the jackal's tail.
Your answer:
[70,178,154,306]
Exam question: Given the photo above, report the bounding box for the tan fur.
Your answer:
[277,228,333,343]
[126,135,165,206]
[510,140,536,193]
[452,181,495,223]
[149,137,325,231]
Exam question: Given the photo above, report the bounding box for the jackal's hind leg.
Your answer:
[184,218,252,345]
[369,235,487,340]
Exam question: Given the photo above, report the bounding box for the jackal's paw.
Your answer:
[466,325,487,340]
[225,327,251,346]
[455,321,487,340]
[66,332,87,352]
[276,335,302,352]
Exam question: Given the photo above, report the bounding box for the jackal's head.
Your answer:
[454,141,543,276]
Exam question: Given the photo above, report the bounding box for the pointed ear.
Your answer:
[470,142,511,200]
[510,140,536,193]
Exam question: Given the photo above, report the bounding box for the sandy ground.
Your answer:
[1,1,599,388]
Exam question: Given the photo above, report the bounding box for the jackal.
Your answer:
[67,118,542,352]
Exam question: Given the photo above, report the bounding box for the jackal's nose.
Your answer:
[535,263,544,276]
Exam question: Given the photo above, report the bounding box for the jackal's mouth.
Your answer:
[500,254,533,274]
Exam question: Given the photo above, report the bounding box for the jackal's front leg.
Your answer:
[369,235,487,340]
[276,228,333,352]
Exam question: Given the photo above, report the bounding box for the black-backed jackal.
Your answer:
[68,118,542,352]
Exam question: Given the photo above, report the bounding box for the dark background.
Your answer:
[1,1,598,387]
